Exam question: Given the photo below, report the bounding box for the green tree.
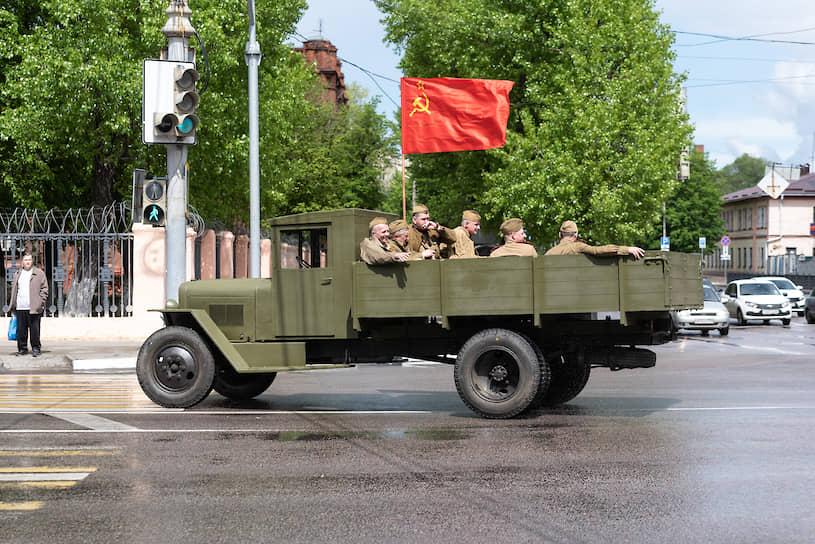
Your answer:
[376,0,692,248]
[0,1,395,226]
[715,153,767,195]
[664,149,724,253]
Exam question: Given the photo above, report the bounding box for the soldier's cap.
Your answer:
[560,220,578,233]
[500,217,523,235]
[412,204,429,215]
[368,217,388,230]
[462,210,481,223]
[389,219,408,233]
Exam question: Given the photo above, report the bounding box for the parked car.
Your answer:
[806,288,815,324]
[750,276,806,316]
[671,285,730,336]
[723,279,792,326]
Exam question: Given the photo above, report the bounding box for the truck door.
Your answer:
[273,227,335,337]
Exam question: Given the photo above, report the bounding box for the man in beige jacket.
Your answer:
[490,218,538,257]
[544,220,644,258]
[10,253,49,357]
[450,210,481,258]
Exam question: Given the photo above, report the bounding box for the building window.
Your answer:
[749,247,753,269]
[758,207,767,229]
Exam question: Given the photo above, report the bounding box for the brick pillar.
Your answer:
[185,227,196,281]
[261,238,272,278]
[217,231,235,279]
[235,234,249,278]
[199,230,216,280]
[132,223,166,315]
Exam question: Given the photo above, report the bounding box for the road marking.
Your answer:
[44,412,140,431]
[0,472,93,481]
[0,501,44,511]
[0,448,122,457]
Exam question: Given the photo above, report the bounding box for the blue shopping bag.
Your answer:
[8,315,17,341]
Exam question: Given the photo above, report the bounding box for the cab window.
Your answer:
[280,228,328,269]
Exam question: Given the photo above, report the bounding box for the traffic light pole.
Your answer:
[162,1,195,302]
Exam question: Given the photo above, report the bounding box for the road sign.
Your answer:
[660,236,670,251]
[721,245,730,260]
[720,236,730,246]
[699,237,706,249]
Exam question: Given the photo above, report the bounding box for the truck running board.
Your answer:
[587,347,656,371]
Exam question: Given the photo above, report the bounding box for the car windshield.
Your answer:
[768,278,795,290]
[703,286,720,302]
[741,282,780,296]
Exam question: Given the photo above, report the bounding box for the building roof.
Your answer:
[723,172,815,203]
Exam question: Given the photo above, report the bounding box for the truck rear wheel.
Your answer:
[454,329,547,419]
[213,366,276,400]
[537,353,590,407]
[137,326,215,408]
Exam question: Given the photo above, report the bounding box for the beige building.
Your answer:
[705,168,815,276]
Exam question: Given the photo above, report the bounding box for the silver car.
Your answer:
[672,285,730,336]
[751,276,806,317]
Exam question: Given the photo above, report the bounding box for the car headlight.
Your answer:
[782,302,791,309]
[717,310,729,320]
[745,301,759,308]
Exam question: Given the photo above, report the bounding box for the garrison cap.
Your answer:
[412,204,429,215]
[389,219,408,233]
[500,218,523,235]
[560,220,578,233]
[462,210,481,223]
[368,217,388,230]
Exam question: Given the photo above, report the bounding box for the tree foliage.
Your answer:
[376,0,692,248]
[0,1,395,226]
[715,153,767,195]
[664,149,725,253]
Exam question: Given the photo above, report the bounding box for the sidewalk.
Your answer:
[0,339,143,372]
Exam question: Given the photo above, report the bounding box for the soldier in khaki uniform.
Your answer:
[450,210,481,259]
[490,218,538,257]
[408,204,457,260]
[544,220,645,259]
[360,217,409,265]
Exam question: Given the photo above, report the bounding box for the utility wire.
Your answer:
[674,30,815,47]
[685,73,815,88]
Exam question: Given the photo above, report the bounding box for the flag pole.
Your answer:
[401,153,407,220]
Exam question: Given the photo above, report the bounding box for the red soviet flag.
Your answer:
[401,77,514,154]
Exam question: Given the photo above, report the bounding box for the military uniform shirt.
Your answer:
[490,241,538,257]
[407,224,457,259]
[360,237,400,265]
[450,226,477,258]
[544,238,629,256]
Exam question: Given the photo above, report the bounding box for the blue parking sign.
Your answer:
[660,236,670,251]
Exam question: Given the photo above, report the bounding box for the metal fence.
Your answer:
[0,204,133,318]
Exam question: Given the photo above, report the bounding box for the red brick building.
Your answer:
[294,39,348,108]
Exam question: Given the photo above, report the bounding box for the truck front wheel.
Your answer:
[213,366,276,400]
[137,326,215,408]
[454,329,548,419]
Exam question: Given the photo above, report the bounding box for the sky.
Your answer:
[293,1,815,169]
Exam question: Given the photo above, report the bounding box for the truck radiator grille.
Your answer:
[209,304,244,326]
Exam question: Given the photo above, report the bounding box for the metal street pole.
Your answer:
[162,1,195,302]
[246,0,262,278]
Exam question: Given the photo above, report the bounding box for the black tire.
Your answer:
[137,326,215,408]
[701,329,710,337]
[719,327,729,336]
[454,329,548,419]
[737,308,747,326]
[537,352,590,407]
[782,318,791,326]
[806,309,815,324]
[213,366,276,400]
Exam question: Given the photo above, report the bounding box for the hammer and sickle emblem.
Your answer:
[409,81,431,116]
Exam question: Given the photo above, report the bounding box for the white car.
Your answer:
[723,279,792,326]
[751,276,806,317]
[672,285,730,336]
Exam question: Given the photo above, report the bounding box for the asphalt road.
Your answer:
[1,319,814,543]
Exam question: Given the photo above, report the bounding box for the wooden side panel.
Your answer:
[441,257,534,315]
[353,260,442,318]
[535,255,620,313]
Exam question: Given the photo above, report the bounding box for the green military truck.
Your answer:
[137,208,702,418]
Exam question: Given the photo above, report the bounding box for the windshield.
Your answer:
[703,286,720,302]
[741,282,780,296]
[768,278,795,290]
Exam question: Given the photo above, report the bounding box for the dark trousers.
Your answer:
[16,310,42,352]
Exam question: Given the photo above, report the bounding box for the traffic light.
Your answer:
[143,59,200,145]
[142,178,166,226]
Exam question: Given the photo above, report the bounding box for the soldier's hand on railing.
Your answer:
[629,246,645,259]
